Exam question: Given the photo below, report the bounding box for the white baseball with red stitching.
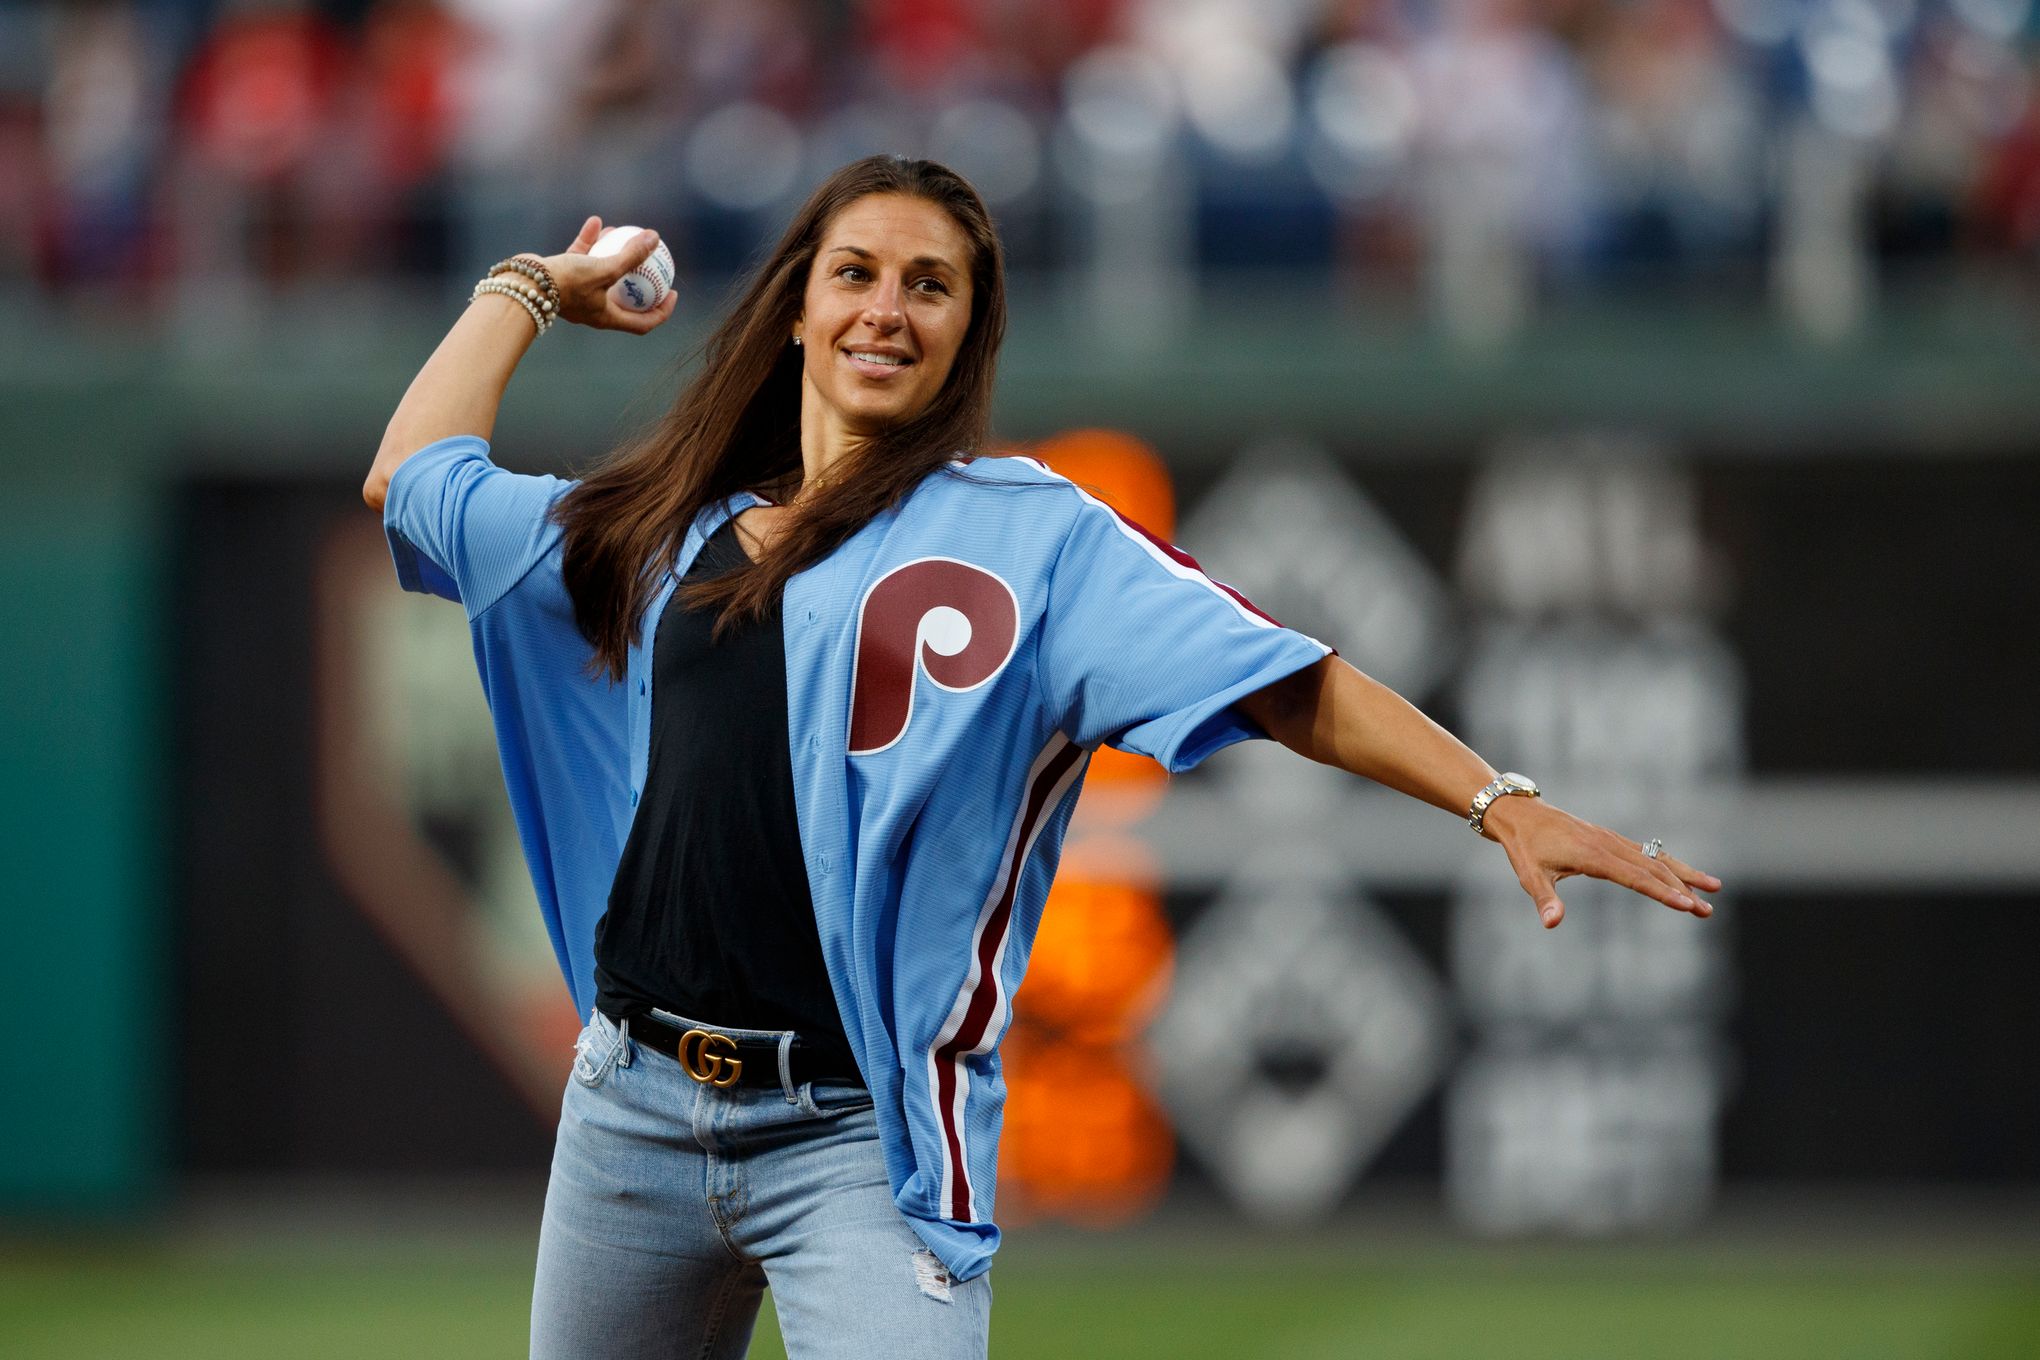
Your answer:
[589,224,675,311]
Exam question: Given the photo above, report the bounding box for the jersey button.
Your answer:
[819,853,832,875]
[806,607,818,625]
[808,734,822,753]
[630,789,639,807]
[638,678,646,695]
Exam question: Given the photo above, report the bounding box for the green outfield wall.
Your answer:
[0,469,172,1213]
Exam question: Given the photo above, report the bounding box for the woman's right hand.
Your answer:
[524,217,679,335]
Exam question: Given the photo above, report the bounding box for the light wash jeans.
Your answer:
[531,1009,992,1359]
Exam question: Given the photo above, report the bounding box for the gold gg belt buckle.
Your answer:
[676,1029,743,1087]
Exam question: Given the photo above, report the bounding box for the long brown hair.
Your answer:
[551,155,1008,681]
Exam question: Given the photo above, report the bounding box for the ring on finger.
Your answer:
[1641,837,1665,860]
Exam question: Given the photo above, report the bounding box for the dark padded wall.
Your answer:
[175,480,553,1173]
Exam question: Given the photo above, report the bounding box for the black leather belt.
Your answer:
[605,1009,863,1091]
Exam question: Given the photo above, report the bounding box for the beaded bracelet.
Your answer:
[471,277,551,336]
[479,264,558,328]
[473,277,549,334]
[490,255,562,314]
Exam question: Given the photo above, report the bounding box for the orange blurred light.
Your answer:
[996,1027,1175,1229]
[1024,428,1177,538]
[1018,839,1173,1044]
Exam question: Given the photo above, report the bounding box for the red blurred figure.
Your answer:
[357,1,470,193]
[861,0,986,94]
[343,1,475,276]
[172,2,351,284]
[178,4,348,184]
[1975,91,2040,257]
[170,0,471,287]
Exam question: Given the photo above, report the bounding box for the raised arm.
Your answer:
[362,218,676,513]
[1236,655,1722,928]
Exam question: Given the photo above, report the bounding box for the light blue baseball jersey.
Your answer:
[382,434,1331,1280]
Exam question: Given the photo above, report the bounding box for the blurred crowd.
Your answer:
[3,0,2038,336]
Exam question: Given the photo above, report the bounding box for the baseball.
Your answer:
[590,224,676,311]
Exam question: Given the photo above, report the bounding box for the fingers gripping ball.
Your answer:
[590,225,675,311]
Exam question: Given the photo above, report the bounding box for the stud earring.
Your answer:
[793,333,802,346]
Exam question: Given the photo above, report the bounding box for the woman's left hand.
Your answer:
[1479,796,1721,929]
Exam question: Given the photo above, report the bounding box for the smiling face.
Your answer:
[794,193,976,445]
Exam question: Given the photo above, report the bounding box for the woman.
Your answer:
[363,156,1720,1359]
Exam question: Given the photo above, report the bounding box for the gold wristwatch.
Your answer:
[1468,772,1540,836]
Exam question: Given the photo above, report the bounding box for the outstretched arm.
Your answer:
[363,218,676,513]
[1235,656,1721,928]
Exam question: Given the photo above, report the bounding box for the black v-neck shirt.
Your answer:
[593,518,852,1062]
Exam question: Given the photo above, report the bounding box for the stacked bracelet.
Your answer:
[489,254,562,314]
[471,277,552,336]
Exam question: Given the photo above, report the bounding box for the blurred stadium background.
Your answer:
[3,0,2038,1355]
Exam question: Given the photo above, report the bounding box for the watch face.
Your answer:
[1501,772,1539,795]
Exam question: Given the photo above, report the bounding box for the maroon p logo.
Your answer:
[849,558,1020,755]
